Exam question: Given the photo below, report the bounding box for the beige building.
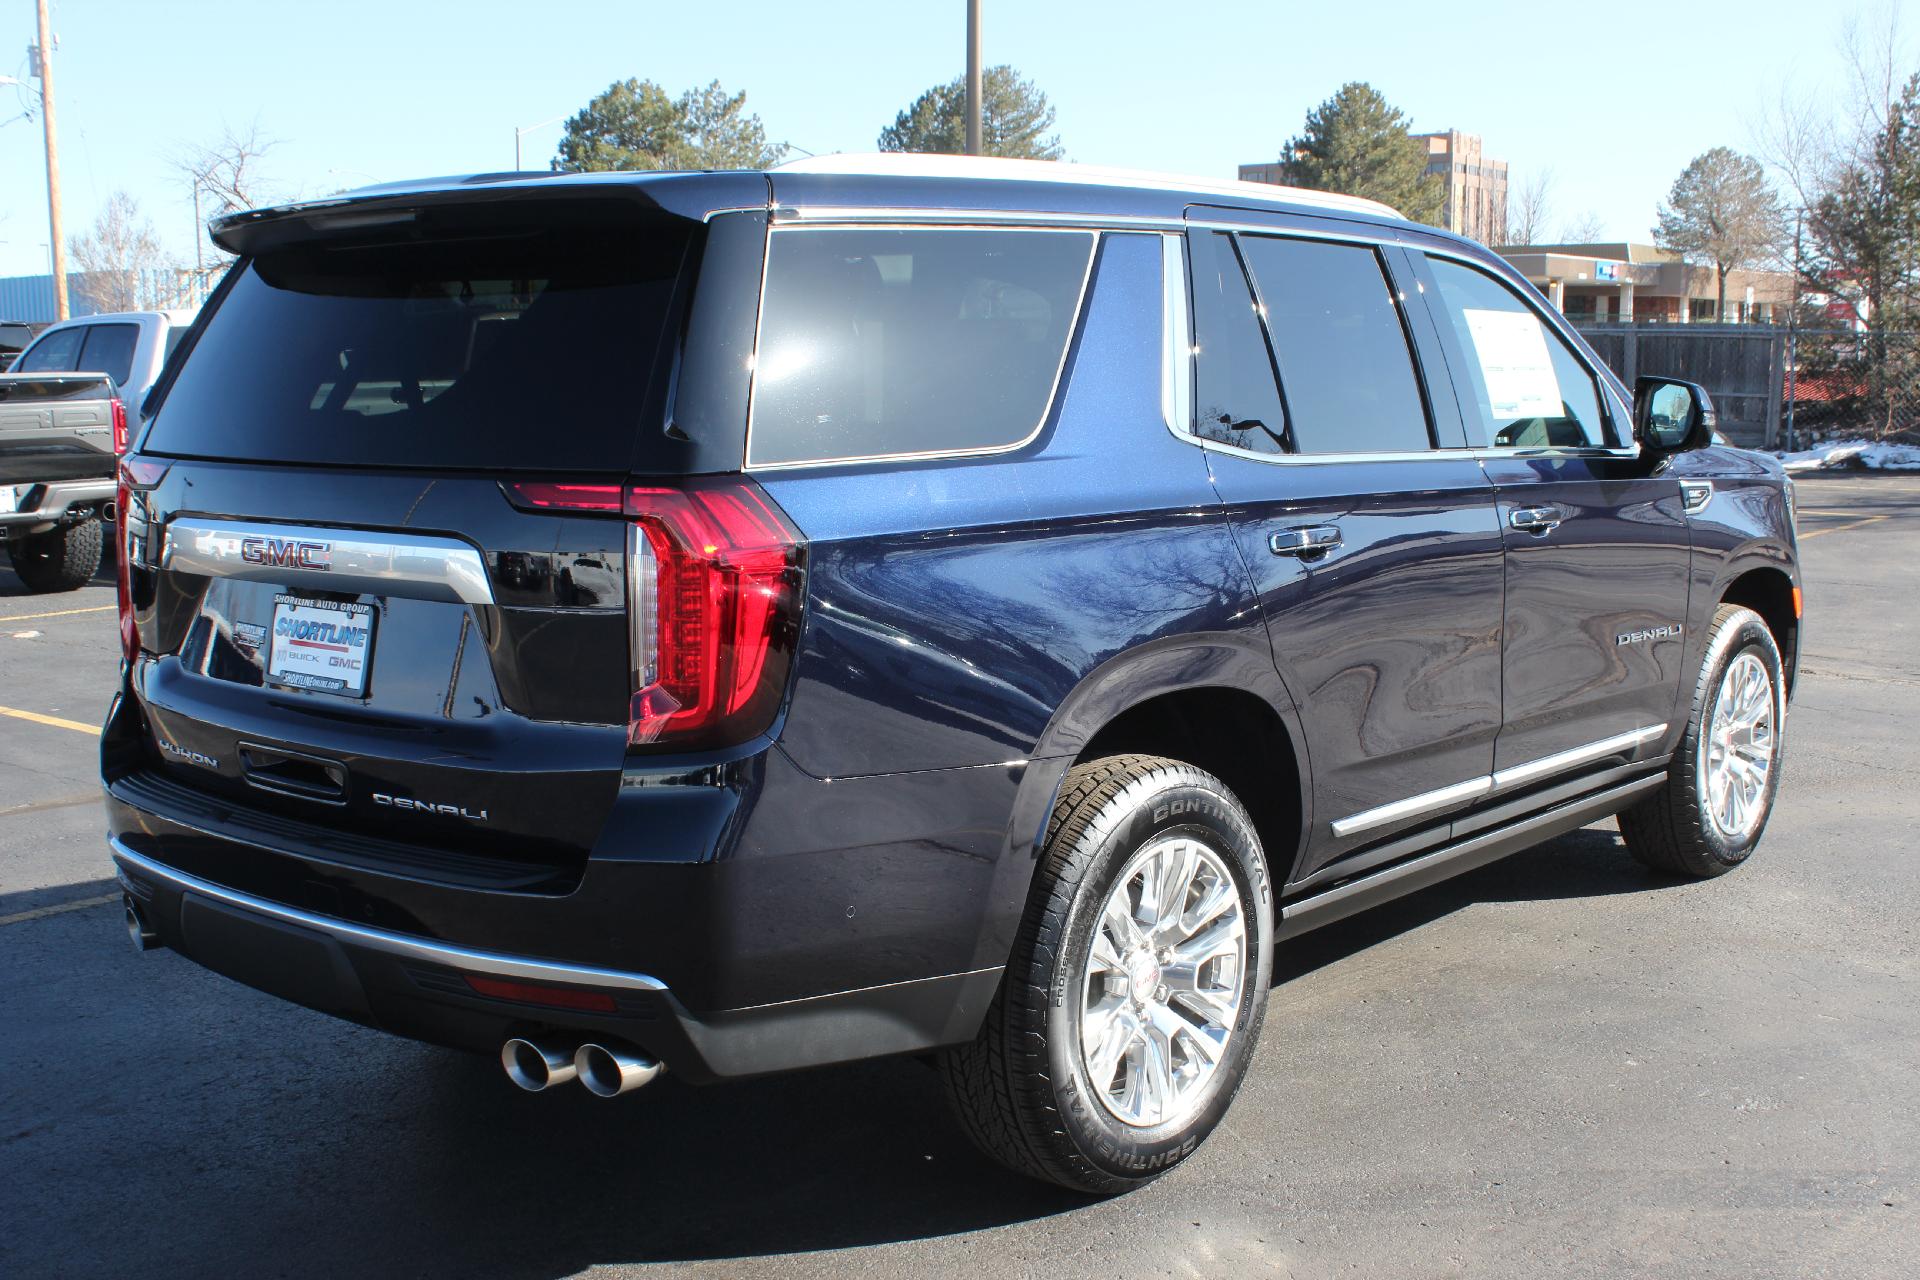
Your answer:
[1238,130,1507,242]
[1495,243,1794,323]
[1415,131,1507,244]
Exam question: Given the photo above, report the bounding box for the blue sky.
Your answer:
[0,0,1902,279]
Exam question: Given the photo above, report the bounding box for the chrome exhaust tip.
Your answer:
[574,1042,662,1097]
[500,1037,578,1092]
[124,895,159,952]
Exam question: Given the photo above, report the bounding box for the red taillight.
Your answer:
[115,457,169,667]
[462,974,618,1013]
[502,476,806,751]
[110,398,128,454]
[624,480,804,749]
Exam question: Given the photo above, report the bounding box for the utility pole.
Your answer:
[34,0,67,320]
[965,0,982,156]
[1784,209,1803,453]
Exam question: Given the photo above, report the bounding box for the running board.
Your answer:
[1279,773,1666,938]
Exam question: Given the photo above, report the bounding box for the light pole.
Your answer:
[965,0,983,156]
[33,0,66,320]
[514,114,570,170]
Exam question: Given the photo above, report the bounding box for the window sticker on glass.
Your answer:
[1459,309,1561,420]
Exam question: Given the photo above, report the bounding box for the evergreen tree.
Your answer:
[1278,83,1442,224]
[878,65,1063,160]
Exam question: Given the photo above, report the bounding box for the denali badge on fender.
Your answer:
[373,792,489,822]
[1618,624,1683,646]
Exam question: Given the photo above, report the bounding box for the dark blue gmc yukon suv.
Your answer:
[104,155,1802,1193]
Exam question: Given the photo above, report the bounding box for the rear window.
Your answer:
[746,227,1096,467]
[145,206,690,472]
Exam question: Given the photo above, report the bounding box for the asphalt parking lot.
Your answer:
[3,474,1917,1279]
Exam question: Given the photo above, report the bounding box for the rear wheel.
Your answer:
[939,754,1273,1193]
[1619,604,1785,877]
[8,516,103,593]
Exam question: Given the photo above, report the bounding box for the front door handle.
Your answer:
[1508,505,1563,534]
[1270,525,1343,557]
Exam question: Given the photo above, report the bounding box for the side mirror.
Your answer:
[1633,376,1716,455]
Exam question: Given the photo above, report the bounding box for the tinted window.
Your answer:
[144,206,690,472]
[1187,231,1286,453]
[76,323,139,389]
[1425,257,1608,448]
[14,325,83,373]
[1238,237,1431,454]
[748,227,1094,467]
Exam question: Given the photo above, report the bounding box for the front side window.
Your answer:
[1237,236,1432,454]
[1425,257,1609,448]
[747,227,1096,467]
[14,325,84,373]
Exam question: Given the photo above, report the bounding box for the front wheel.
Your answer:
[939,754,1273,1194]
[1619,604,1786,877]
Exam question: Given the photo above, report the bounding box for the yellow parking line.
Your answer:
[1798,514,1890,540]
[0,604,115,623]
[0,704,101,735]
[0,893,121,928]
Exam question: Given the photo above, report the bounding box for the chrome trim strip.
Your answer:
[1489,724,1668,792]
[109,839,670,993]
[1161,233,1192,436]
[1329,724,1669,838]
[777,206,1184,231]
[742,224,1100,472]
[162,518,494,608]
[1330,776,1494,839]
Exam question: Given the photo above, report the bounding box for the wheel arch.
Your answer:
[1717,562,1799,695]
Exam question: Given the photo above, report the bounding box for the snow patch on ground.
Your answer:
[1774,438,1920,472]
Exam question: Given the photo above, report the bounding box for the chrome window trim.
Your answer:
[1329,724,1669,837]
[161,518,494,608]
[110,839,670,993]
[741,224,1101,473]
[1160,233,1192,436]
[776,206,1183,231]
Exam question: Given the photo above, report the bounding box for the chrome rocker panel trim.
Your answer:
[109,837,668,993]
[1330,724,1668,838]
[161,517,495,608]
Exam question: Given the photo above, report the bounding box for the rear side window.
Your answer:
[1237,237,1431,454]
[746,227,1095,467]
[76,323,139,389]
[144,206,690,472]
[1424,257,1608,448]
[1187,231,1287,453]
[14,325,83,373]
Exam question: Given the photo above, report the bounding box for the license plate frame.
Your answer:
[265,594,375,698]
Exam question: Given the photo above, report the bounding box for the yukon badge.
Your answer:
[373,792,489,822]
[1617,623,1683,647]
[156,737,219,770]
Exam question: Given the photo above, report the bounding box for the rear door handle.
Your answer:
[1270,525,1343,557]
[1508,505,1562,534]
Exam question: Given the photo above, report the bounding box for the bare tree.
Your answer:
[1499,169,1554,245]
[173,120,284,275]
[1560,211,1608,243]
[1654,148,1787,321]
[67,191,186,314]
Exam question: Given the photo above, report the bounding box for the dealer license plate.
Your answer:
[266,594,375,697]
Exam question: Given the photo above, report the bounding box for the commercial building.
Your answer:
[1493,243,1794,323]
[1239,129,1508,244]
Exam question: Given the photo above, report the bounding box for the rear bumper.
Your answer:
[1,477,113,530]
[110,836,1001,1083]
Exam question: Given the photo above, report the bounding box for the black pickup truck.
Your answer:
[0,372,122,592]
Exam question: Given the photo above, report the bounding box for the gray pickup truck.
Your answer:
[0,372,121,592]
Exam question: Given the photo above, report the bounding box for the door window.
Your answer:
[1237,236,1432,453]
[76,323,139,389]
[1187,231,1286,453]
[1424,257,1609,448]
[13,325,84,373]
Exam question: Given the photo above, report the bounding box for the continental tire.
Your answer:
[938,754,1274,1194]
[9,516,104,594]
[1619,604,1786,877]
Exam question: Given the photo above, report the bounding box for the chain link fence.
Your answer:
[1785,329,1920,446]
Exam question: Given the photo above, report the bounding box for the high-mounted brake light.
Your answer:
[502,476,806,750]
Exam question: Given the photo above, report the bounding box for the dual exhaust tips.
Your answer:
[502,1037,662,1097]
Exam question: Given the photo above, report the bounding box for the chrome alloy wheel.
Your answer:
[1700,650,1778,839]
[1079,835,1247,1129]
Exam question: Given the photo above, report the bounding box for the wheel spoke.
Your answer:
[1138,1016,1176,1124]
[1169,985,1238,1030]
[1087,1006,1139,1092]
[1177,875,1237,945]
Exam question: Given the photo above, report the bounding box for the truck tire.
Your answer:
[938,754,1273,1193]
[1619,604,1786,877]
[9,516,104,593]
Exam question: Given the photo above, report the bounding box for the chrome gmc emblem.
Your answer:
[240,536,332,571]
